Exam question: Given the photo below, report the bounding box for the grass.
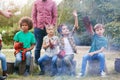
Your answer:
[1,46,120,80]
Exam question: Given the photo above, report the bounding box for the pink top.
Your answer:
[32,0,57,29]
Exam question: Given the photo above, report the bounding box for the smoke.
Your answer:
[53,76,62,80]
[107,35,120,51]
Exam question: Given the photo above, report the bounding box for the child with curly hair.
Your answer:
[13,17,36,76]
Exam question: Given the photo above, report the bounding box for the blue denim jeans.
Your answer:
[0,52,7,71]
[81,53,105,75]
[34,28,47,63]
[14,51,31,67]
[57,54,74,75]
[38,54,57,73]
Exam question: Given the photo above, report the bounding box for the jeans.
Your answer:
[38,54,57,73]
[57,54,74,74]
[14,51,31,67]
[34,27,47,63]
[0,53,7,71]
[81,53,105,75]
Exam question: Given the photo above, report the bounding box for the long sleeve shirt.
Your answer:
[32,0,57,29]
[89,34,108,53]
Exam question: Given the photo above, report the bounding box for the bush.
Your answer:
[78,32,92,46]
[1,27,19,48]
[105,21,120,50]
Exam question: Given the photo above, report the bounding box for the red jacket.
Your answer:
[14,42,27,61]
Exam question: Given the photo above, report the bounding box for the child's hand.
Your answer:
[88,52,94,56]
[73,10,78,17]
[53,39,58,46]
[49,40,54,49]
[50,38,58,46]
[73,10,79,29]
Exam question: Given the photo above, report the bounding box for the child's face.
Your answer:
[61,25,70,36]
[95,27,104,36]
[46,26,54,36]
[21,22,29,32]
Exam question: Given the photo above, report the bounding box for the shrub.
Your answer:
[105,21,120,50]
[78,32,92,46]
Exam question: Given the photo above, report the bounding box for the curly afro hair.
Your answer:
[19,17,33,30]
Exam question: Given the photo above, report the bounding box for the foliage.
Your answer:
[57,0,74,25]
[70,0,120,47]
[0,0,120,49]
[105,21,120,50]
[0,0,33,48]
[0,25,19,48]
[78,32,92,46]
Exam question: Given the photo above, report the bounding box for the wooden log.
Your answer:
[7,62,14,74]
[19,56,34,75]
[115,58,120,73]
[7,57,34,75]
[62,60,76,75]
[19,61,26,75]
[43,60,52,75]
[87,60,108,75]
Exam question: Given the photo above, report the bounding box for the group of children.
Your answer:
[38,10,78,76]
[0,10,108,78]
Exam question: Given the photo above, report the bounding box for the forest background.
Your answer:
[0,0,120,51]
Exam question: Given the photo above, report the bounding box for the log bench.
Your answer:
[61,60,76,75]
[42,60,76,76]
[115,58,120,73]
[7,56,34,75]
[87,60,108,76]
[43,60,52,75]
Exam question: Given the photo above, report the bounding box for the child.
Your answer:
[77,23,108,77]
[13,17,36,76]
[38,25,59,76]
[0,34,8,79]
[57,10,79,76]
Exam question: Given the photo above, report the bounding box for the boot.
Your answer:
[14,66,19,75]
[2,71,8,79]
[24,65,30,76]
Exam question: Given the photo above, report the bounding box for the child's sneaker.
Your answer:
[100,71,106,77]
[76,73,84,78]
